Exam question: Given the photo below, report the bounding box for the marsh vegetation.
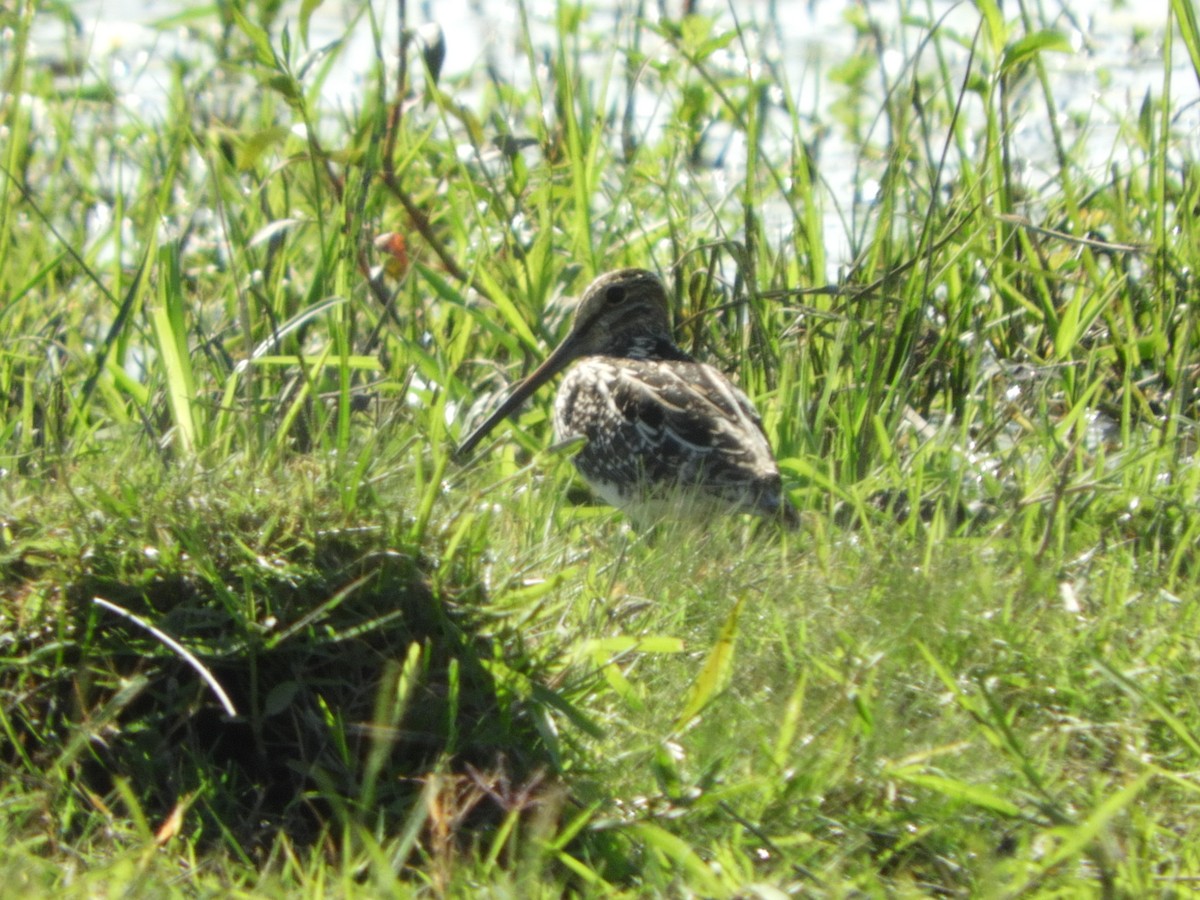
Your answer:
[2,0,1199,894]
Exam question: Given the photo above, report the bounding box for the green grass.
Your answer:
[3,0,1200,895]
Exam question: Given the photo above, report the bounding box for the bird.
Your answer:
[454,268,798,527]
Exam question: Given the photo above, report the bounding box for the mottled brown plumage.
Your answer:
[456,269,797,526]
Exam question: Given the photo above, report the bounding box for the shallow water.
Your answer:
[28,0,1197,274]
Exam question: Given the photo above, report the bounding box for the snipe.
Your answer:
[455,268,798,527]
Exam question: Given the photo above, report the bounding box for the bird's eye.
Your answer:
[605,285,627,305]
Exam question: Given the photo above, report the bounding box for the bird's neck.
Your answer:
[620,334,694,362]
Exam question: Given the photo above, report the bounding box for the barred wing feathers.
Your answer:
[554,357,792,520]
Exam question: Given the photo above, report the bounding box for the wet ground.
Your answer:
[24,0,1197,273]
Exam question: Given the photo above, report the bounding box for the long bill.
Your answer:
[453,334,583,461]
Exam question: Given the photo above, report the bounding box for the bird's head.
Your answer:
[454,268,676,460]
[562,268,673,358]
